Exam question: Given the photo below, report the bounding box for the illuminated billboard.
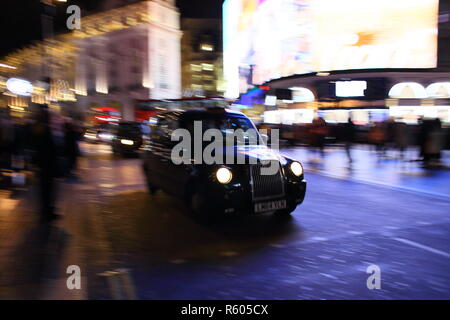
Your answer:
[223,0,439,98]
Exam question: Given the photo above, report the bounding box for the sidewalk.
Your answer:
[0,177,87,299]
[0,144,135,300]
[280,144,450,199]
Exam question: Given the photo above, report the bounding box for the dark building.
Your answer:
[181,18,225,97]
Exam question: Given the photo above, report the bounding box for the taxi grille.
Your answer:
[250,162,284,201]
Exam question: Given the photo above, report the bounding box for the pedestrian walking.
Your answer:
[384,117,396,152]
[63,119,80,177]
[308,116,328,163]
[0,113,14,170]
[393,121,409,160]
[425,118,443,165]
[32,105,60,222]
[11,117,28,170]
[418,118,443,166]
[368,122,387,160]
[342,118,356,164]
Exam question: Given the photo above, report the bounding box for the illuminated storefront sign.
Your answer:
[264,109,314,124]
[317,78,386,101]
[264,95,277,106]
[224,0,439,98]
[389,105,450,124]
[335,81,367,97]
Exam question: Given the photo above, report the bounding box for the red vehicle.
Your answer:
[134,97,228,122]
[90,107,122,125]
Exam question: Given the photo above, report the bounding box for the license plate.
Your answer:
[254,199,287,213]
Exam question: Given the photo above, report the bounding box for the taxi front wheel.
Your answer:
[187,191,216,224]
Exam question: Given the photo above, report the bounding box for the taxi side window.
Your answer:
[152,116,178,146]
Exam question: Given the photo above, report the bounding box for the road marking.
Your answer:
[385,226,400,230]
[309,236,328,242]
[393,237,450,258]
[320,273,338,280]
[347,231,363,235]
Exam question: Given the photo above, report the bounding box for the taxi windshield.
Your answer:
[182,114,261,146]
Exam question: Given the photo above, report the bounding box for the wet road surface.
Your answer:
[76,143,450,299]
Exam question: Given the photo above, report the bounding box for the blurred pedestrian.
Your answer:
[0,113,14,170]
[385,117,396,152]
[11,117,28,171]
[63,119,80,177]
[51,114,67,177]
[368,122,387,160]
[308,116,328,162]
[393,120,409,160]
[421,118,443,166]
[342,118,356,164]
[32,105,60,221]
[418,118,442,165]
[418,117,428,161]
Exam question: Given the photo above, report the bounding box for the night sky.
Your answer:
[0,0,224,57]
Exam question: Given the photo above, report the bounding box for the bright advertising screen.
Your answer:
[223,0,439,98]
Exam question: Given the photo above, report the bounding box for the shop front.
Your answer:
[261,69,450,126]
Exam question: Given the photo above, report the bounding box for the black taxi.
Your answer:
[142,108,306,220]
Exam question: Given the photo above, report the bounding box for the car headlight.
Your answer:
[216,167,232,184]
[99,133,114,141]
[290,161,303,177]
[121,139,134,146]
[84,133,97,140]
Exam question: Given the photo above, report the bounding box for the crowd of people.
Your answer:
[0,104,83,221]
[365,117,444,165]
[262,116,446,166]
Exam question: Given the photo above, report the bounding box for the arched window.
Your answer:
[426,82,450,98]
[388,82,427,99]
[289,87,315,102]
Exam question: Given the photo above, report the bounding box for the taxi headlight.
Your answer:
[84,133,97,140]
[290,161,303,177]
[99,133,114,141]
[216,167,232,184]
[121,139,134,146]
